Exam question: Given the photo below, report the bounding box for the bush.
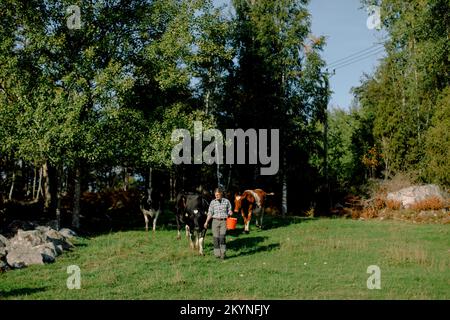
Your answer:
[385,199,401,210]
[410,197,447,211]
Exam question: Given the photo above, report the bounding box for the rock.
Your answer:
[35,226,51,233]
[386,184,447,209]
[45,220,59,230]
[0,234,8,247]
[14,229,47,247]
[55,244,64,255]
[58,228,77,239]
[6,247,44,268]
[44,229,74,251]
[34,242,57,263]
[0,234,8,257]
[0,260,9,272]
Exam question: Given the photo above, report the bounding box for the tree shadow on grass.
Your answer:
[0,287,47,299]
[226,236,280,259]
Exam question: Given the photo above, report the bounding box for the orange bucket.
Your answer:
[226,217,237,230]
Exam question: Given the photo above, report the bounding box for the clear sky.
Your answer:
[213,0,387,109]
[308,0,386,109]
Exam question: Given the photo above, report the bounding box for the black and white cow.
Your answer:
[140,189,163,232]
[175,192,209,255]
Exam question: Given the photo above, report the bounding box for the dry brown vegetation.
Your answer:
[334,176,449,224]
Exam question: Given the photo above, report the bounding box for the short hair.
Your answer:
[214,188,223,195]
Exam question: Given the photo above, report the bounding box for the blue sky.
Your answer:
[214,0,387,109]
[308,0,386,109]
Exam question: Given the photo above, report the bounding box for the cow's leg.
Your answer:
[241,209,248,233]
[260,207,265,229]
[152,209,160,232]
[255,207,263,229]
[194,230,199,249]
[246,210,253,233]
[198,229,206,255]
[143,213,149,232]
[186,225,194,249]
[176,214,182,240]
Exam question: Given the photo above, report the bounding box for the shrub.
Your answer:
[385,199,402,210]
[410,197,447,211]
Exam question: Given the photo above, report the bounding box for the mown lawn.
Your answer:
[0,217,449,299]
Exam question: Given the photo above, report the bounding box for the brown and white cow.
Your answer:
[234,189,274,233]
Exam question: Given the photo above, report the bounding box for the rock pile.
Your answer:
[0,223,77,272]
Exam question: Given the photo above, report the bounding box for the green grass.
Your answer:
[1,217,449,299]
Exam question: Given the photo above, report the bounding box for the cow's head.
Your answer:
[192,208,206,231]
[234,193,242,213]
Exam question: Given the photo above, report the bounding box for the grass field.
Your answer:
[0,217,449,300]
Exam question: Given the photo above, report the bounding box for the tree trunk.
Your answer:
[56,165,63,230]
[123,166,129,191]
[281,172,287,217]
[8,171,15,200]
[281,152,287,217]
[226,165,232,192]
[147,167,153,200]
[43,161,57,214]
[72,163,81,229]
[32,165,37,200]
[36,166,43,200]
[43,162,50,209]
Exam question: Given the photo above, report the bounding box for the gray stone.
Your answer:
[58,228,77,239]
[55,244,64,255]
[15,229,47,247]
[35,243,57,263]
[45,220,59,230]
[6,247,44,268]
[0,260,8,272]
[35,226,51,233]
[45,229,74,250]
[0,234,8,247]
[386,184,447,209]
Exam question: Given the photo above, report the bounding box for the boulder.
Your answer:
[14,229,47,247]
[34,242,57,263]
[0,260,8,272]
[45,229,74,251]
[58,228,77,239]
[0,234,8,247]
[6,247,44,268]
[386,184,447,209]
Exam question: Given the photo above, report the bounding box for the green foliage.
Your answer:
[354,0,450,186]
[424,88,450,186]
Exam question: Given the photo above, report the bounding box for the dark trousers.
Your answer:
[212,219,226,257]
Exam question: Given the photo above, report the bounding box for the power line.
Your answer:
[331,49,385,70]
[327,44,384,68]
[328,47,384,69]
